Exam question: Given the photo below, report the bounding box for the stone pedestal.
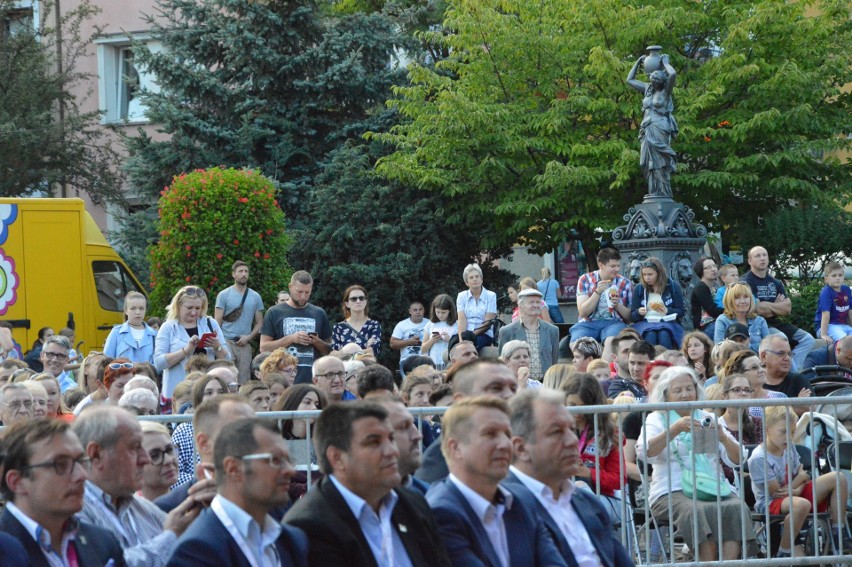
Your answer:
[612,196,707,330]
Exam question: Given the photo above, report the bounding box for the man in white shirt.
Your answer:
[0,419,126,566]
[166,418,308,567]
[504,389,634,567]
[425,396,567,567]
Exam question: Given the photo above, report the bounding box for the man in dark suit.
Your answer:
[0,531,27,567]
[426,397,567,567]
[284,401,451,566]
[167,418,307,567]
[0,419,126,567]
[505,389,634,567]
[416,359,519,483]
[367,392,430,494]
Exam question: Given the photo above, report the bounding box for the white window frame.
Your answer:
[95,34,161,124]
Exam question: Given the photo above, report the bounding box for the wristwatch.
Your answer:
[216,345,226,352]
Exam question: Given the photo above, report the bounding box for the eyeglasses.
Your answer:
[183,286,206,297]
[764,350,792,358]
[0,399,33,410]
[315,371,345,381]
[43,352,68,360]
[238,452,291,470]
[108,362,135,371]
[281,367,298,376]
[148,445,176,465]
[727,387,755,395]
[348,296,367,302]
[22,455,90,476]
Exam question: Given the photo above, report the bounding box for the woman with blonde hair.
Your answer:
[499,340,542,389]
[537,266,564,323]
[154,285,230,399]
[713,282,770,351]
[542,363,573,390]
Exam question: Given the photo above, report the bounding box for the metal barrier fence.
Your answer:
[138,397,852,567]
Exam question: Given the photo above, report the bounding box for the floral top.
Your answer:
[332,319,383,356]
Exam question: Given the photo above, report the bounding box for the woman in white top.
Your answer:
[456,263,498,350]
[637,366,754,561]
[420,294,458,369]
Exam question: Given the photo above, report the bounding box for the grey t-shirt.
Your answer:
[748,443,800,514]
[261,303,331,384]
[215,286,264,339]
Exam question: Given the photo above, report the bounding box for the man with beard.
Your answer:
[166,419,308,567]
[215,261,265,384]
[260,271,331,384]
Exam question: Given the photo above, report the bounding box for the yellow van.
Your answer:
[0,198,145,357]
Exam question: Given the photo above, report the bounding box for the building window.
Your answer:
[96,36,160,124]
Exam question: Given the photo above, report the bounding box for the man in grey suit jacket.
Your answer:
[498,288,560,380]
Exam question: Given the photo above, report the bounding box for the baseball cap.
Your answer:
[724,323,749,341]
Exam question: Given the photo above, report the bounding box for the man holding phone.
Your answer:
[215,260,265,384]
[260,271,332,384]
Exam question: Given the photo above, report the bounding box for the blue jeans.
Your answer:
[569,319,626,343]
[547,305,565,324]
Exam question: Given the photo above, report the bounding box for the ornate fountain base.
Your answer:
[611,197,707,330]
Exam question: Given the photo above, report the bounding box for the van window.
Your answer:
[93,261,143,312]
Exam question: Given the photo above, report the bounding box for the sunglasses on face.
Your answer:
[348,296,367,302]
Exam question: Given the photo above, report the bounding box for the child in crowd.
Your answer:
[420,294,458,369]
[714,264,740,309]
[682,331,713,383]
[587,358,612,382]
[748,406,852,558]
[814,261,852,344]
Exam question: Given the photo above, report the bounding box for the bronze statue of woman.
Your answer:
[626,50,678,198]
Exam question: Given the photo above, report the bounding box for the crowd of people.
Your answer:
[0,247,849,566]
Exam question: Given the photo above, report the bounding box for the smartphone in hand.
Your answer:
[198,332,216,347]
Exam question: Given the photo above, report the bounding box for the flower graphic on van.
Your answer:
[0,204,18,245]
[0,249,19,316]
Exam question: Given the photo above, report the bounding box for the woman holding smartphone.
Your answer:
[154,285,230,400]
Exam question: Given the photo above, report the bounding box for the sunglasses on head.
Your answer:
[108,362,135,371]
[183,286,206,297]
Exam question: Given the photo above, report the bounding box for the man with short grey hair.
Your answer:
[40,335,77,392]
[505,389,634,567]
[74,405,201,567]
[0,382,33,426]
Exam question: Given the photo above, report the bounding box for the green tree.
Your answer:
[374,0,852,257]
[0,0,124,201]
[295,141,515,365]
[148,167,290,315]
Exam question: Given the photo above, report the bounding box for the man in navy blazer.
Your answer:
[166,418,307,567]
[505,389,634,567]
[0,419,126,567]
[0,532,27,567]
[426,396,567,567]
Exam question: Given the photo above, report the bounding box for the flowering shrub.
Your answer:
[148,167,291,315]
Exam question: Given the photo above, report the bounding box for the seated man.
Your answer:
[284,401,451,566]
[166,418,308,567]
[0,419,126,566]
[0,382,33,426]
[74,406,201,567]
[426,397,567,566]
[569,248,632,347]
[505,389,634,567]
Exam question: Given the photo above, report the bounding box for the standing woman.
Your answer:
[154,286,230,400]
[456,263,498,350]
[104,291,159,363]
[682,331,714,383]
[331,285,382,357]
[630,257,686,348]
[537,267,564,324]
[691,257,723,338]
[713,283,770,352]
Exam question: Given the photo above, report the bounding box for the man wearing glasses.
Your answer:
[73,406,202,567]
[260,271,332,385]
[166,418,308,567]
[0,382,33,426]
[40,336,78,393]
[312,356,356,403]
[0,419,126,566]
[759,335,812,416]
